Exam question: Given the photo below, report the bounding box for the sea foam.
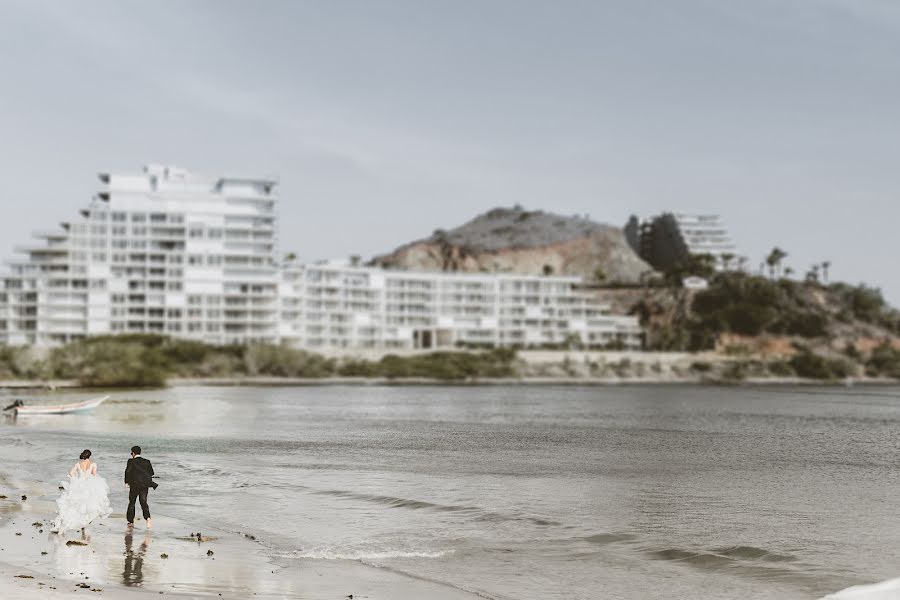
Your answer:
[821,577,900,599]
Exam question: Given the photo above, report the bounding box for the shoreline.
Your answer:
[0,487,482,600]
[0,375,897,390]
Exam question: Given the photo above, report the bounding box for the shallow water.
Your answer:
[1,384,899,599]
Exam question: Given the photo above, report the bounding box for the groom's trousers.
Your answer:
[127,486,150,523]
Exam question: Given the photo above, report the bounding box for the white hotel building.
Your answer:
[0,165,642,350]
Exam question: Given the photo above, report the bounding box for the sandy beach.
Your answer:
[0,488,478,600]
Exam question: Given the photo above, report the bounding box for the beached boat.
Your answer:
[4,395,109,416]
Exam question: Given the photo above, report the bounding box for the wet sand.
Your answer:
[0,491,480,600]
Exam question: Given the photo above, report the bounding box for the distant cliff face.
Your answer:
[369,207,654,284]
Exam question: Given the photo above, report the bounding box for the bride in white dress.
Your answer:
[53,449,112,535]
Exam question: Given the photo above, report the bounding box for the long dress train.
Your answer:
[53,463,112,535]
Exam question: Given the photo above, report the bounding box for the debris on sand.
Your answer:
[77,582,90,588]
[41,551,48,555]
[32,521,43,527]
[244,533,257,540]
[0,495,7,499]
[21,495,27,501]
[66,540,88,546]
[14,575,34,579]
[160,553,169,559]
[207,549,214,556]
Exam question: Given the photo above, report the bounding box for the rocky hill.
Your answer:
[369,206,653,284]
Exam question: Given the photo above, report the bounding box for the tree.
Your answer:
[542,264,554,276]
[593,266,607,283]
[720,252,735,271]
[806,265,820,283]
[284,252,297,263]
[766,247,788,279]
[737,256,748,272]
[821,261,831,283]
[784,267,794,278]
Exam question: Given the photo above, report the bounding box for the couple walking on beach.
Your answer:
[52,445,157,535]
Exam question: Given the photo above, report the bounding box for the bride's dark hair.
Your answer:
[79,449,91,460]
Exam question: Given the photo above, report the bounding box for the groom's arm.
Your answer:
[148,460,154,478]
[124,458,132,484]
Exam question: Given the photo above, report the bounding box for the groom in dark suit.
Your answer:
[125,445,156,529]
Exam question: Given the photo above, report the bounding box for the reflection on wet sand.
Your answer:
[123,530,152,586]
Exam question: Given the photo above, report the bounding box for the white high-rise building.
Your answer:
[0,164,280,345]
[0,165,642,350]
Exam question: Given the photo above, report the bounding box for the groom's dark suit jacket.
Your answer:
[124,456,155,489]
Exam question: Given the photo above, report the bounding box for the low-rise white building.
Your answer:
[290,261,641,350]
[0,165,643,350]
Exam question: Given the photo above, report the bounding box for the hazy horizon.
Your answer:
[1,0,899,303]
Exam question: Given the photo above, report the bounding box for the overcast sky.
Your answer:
[1,0,899,302]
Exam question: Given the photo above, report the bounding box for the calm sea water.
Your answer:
[1,384,899,599]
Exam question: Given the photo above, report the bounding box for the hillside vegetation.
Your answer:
[629,272,900,380]
[0,336,517,387]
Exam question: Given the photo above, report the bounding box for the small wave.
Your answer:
[312,487,560,527]
[314,488,479,513]
[820,577,900,599]
[712,545,795,562]
[647,544,797,568]
[583,533,636,545]
[649,548,735,568]
[284,547,455,561]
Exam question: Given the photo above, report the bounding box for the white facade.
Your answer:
[1,164,279,346]
[289,262,642,350]
[0,165,642,350]
[673,214,736,266]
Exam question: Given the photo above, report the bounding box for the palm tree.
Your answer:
[720,252,735,271]
[737,256,748,272]
[806,265,820,283]
[821,261,831,283]
[784,267,794,278]
[766,247,788,279]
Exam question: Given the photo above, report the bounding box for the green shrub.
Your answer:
[243,344,335,378]
[337,360,381,377]
[866,343,900,378]
[48,340,167,387]
[721,361,747,381]
[789,351,853,380]
[767,360,794,377]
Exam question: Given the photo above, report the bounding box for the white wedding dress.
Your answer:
[53,462,112,535]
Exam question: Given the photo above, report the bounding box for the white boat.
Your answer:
[6,395,109,416]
